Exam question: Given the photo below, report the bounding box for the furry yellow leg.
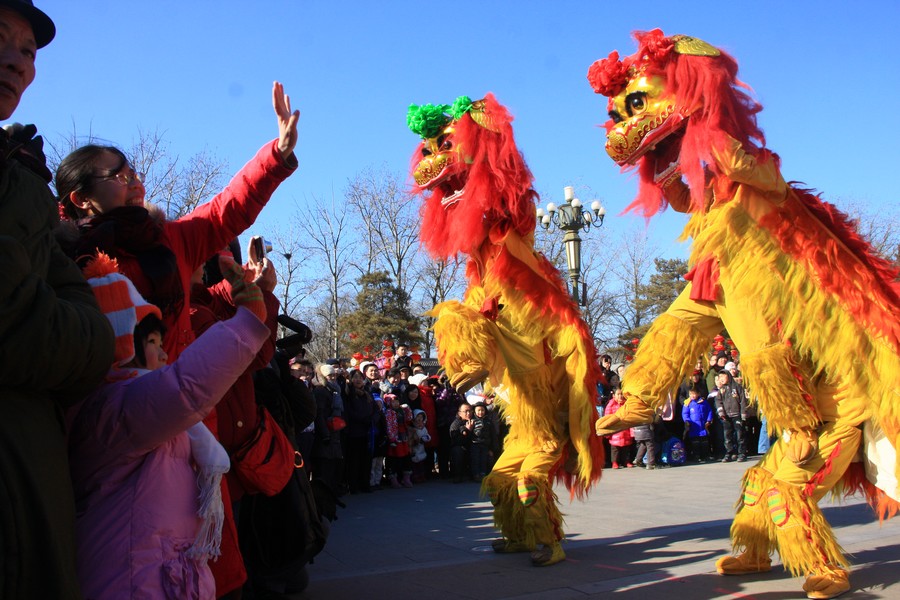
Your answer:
[730,466,777,559]
[596,312,709,435]
[767,480,848,578]
[740,344,821,434]
[483,471,563,550]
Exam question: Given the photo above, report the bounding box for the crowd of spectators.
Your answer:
[290,358,508,494]
[596,351,770,470]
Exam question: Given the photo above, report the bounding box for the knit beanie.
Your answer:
[83,253,162,367]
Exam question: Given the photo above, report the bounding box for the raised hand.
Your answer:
[273,81,300,160]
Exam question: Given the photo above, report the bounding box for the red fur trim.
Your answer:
[759,188,900,352]
[804,440,841,497]
[841,463,900,522]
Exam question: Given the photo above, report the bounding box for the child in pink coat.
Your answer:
[605,388,635,468]
[67,254,270,600]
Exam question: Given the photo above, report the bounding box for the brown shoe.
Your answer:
[531,543,565,566]
[716,552,772,575]
[803,566,850,599]
[491,539,531,554]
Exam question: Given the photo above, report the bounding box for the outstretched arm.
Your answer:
[273,81,300,161]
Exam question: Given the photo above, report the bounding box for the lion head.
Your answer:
[588,29,767,216]
[407,93,537,260]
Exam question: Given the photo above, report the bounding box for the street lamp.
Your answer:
[536,186,606,305]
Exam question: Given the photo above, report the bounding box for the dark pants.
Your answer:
[722,416,747,457]
[344,436,372,493]
[610,443,632,466]
[450,444,470,481]
[437,424,452,477]
[633,439,658,466]
[689,436,710,461]
[470,443,490,478]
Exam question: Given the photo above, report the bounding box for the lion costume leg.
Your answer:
[720,422,860,598]
[484,434,565,566]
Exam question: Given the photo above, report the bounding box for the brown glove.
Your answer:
[220,256,266,322]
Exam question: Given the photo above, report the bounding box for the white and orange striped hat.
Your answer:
[83,252,162,367]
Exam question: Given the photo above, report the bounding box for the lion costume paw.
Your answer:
[803,566,850,599]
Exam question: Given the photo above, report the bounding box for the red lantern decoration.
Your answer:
[714,343,725,351]
[731,349,739,358]
[631,338,640,346]
[725,339,733,347]
[410,353,421,362]
[363,345,372,353]
[625,354,633,362]
[383,339,393,347]
[348,332,359,340]
[382,349,394,358]
[352,352,363,360]
[714,334,725,343]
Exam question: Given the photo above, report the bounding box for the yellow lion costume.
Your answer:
[407,95,605,566]
[590,30,900,599]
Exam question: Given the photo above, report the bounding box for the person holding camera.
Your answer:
[55,82,299,364]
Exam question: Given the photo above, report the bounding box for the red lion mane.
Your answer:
[412,93,538,259]
[619,30,770,217]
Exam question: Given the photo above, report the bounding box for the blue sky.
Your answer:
[16,0,900,260]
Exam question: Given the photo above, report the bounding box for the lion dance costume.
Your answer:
[406,95,605,566]
[590,30,900,599]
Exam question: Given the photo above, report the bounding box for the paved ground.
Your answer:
[299,460,900,599]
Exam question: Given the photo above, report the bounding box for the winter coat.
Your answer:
[67,308,269,600]
[682,398,714,437]
[416,384,440,449]
[312,384,344,460]
[713,382,748,419]
[67,140,296,361]
[0,127,116,599]
[605,398,634,447]
[191,281,280,500]
[385,405,414,458]
[345,386,376,439]
[190,282,279,595]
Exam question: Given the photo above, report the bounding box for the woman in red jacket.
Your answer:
[55,81,299,361]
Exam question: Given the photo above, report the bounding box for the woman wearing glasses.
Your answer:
[55,81,299,361]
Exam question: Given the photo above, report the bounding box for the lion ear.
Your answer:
[468,99,502,133]
[672,35,720,57]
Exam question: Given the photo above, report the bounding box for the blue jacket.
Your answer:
[682,398,713,437]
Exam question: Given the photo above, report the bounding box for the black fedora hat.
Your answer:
[0,0,55,48]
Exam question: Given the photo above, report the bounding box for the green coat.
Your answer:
[0,128,114,599]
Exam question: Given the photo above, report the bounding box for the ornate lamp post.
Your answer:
[536,186,606,305]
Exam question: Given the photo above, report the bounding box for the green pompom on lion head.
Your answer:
[407,96,479,139]
[406,103,451,139]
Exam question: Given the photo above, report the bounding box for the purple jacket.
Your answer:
[67,308,269,600]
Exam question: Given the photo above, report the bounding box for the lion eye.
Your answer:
[438,134,452,151]
[626,92,647,116]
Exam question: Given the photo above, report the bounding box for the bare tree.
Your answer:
[607,225,659,341]
[345,167,420,293]
[45,126,226,220]
[833,198,900,268]
[411,256,467,357]
[296,196,356,358]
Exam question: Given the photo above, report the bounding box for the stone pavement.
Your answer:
[300,460,900,599]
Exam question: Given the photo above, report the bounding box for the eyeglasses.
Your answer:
[94,167,145,186]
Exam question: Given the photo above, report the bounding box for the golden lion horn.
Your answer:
[672,35,721,57]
